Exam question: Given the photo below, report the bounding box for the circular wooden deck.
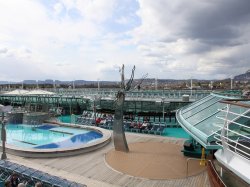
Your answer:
[105,142,205,179]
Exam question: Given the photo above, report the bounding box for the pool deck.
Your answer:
[7,130,210,187]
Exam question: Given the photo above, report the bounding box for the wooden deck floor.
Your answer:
[8,131,210,187]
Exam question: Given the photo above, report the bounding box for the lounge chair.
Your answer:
[148,124,159,134]
[0,160,86,187]
[155,125,165,135]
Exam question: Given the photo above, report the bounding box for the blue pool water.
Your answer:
[58,115,79,123]
[163,128,190,139]
[5,124,103,149]
[58,115,190,139]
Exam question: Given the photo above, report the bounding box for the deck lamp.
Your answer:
[160,98,169,123]
[161,97,166,121]
[0,104,12,160]
[1,115,6,160]
[93,95,102,126]
[94,96,96,126]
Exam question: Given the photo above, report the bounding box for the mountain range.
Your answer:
[0,70,249,85]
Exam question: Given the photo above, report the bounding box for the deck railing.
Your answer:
[207,160,227,187]
[214,99,250,161]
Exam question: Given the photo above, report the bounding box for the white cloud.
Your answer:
[0,0,249,81]
[131,0,250,79]
[116,17,129,25]
[54,3,64,15]
[66,0,117,23]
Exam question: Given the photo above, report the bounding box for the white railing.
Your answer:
[215,100,250,161]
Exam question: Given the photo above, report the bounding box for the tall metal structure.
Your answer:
[0,104,12,160]
[113,64,135,152]
[1,112,7,160]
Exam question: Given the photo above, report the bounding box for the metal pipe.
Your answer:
[1,112,7,160]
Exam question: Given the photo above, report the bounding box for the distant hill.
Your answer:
[1,71,249,86]
[234,70,250,80]
[0,81,9,84]
[20,80,118,85]
[0,78,210,85]
[23,80,37,84]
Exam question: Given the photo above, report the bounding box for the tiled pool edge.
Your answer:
[3,123,112,158]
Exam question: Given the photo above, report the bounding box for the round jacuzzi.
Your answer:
[3,123,111,158]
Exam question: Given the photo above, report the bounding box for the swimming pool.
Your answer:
[2,123,111,158]
[5,124,102,149]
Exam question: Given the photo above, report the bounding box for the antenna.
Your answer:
[53,80,56,90]
[190,76,193,97]
[97,78,100,91]
[155,77,158,90]
[230,76,233,90]
[72,80,75,89]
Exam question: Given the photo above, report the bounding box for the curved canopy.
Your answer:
[176,93,250,149]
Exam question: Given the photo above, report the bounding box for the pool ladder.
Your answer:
[31,120,39,130]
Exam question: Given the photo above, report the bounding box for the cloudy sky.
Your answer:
[0,0,249,81]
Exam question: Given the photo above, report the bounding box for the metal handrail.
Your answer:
[214,133,250,159]
[218,108,250,120]
[186,157,205,177]
[214,102,250,161]
[207,160,227,187]
[217,116,250,130]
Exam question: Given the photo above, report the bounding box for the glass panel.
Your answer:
[182,96,222,118]
[182,95,214,114]
[195,103,250,136]
[186,102,226,126]
[195,112,224,135]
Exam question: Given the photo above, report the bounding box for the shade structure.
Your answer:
[23,89,56,96]
[176,93,250,149]
[3,89,29,95]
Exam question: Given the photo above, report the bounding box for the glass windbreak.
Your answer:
[229,115,250,137]
[195,103,250,136]
[195,111,225,136]
[182,96,222,119]
[226,105,249,122]
[182,95,214,113]
[186,102,226,126]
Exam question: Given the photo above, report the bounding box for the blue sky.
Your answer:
[0,0,249,81]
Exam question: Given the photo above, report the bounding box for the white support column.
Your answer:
[97,78,100,91]
[231,77,233,90]
[155,77,158,90]
[190,78,193,97]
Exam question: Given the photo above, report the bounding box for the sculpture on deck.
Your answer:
[113,64,135,152]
